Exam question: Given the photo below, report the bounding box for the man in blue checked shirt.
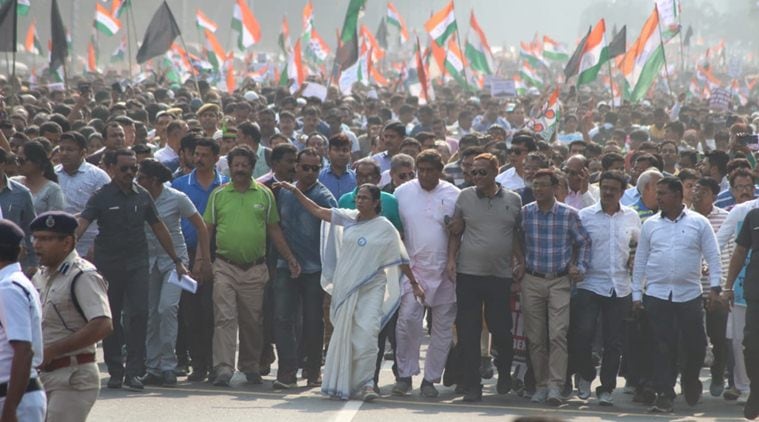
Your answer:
[519,168,591,407]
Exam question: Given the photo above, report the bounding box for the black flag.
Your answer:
[50,0,68,70]
[608,25,626,59]
[376,18,388,49]
[136,1,181,64]
[564,27,591,79]
[0,0,17,52]
[683,25,693,47]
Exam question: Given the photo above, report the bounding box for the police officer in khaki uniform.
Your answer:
[31,212,112,422]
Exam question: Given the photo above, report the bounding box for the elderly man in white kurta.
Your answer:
[392,150,460,398]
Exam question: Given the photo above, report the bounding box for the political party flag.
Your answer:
[335,0,365,71]
[386,2,408,43]
[607,25,626,59]
[24,20,42,55]
[50,0,68,69]
[196,9,217,33]
[136,1,181,64]
[204,29,225,71]
[564,26,591,79]
[618,7,667,102]
[543,35,569,61]
[111,36,126,62]
[0,0,17,52]
[95,3,121,36]
[465,10,494,75]
[576,19,608,85]
[232,0,261,50]
[424,0,457,46]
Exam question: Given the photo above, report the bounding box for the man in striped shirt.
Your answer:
[520,169,591,406]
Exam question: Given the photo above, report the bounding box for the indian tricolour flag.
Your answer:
[444,36,468,88]
[618,7,666,102]
[576,19,608,86]
[543,35,568,61]
[307,28,330,63]
[232,0,261,50]
[204,30,226,71]
[520,62,543,88]
[95,3,121,36]
[424,0,457,46]
[111,37,126,62]
[386,2,408,43]
[196,9,217,33]
[25,21,43,56]
[17,0,30,16]
[465,10,494,75]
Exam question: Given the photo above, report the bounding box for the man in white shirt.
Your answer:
[495,131,537,190]
[574,170,640,405]
[153,120,187,172]
[563,155,599,210]
[393,150,459,398]
[632,176,722,413]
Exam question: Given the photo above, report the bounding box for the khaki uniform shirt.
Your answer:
[32,250,111,357]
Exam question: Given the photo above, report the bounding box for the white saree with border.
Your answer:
[320,208,407,400]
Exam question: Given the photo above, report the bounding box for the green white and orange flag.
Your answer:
[24,20,43,55]
[424,0,457,46]
[464,10,494,75]
[204,29,226,71]
[576,19,608,86]
[196,9,217,33]
[543,35,568,61]
[111,0,130,19]
[302,0,314,34]
[618,7,666,102]
[520,61,543,88]
[95,3,121,36]
[86,33,98,73]
[386,2,408,43]
[232,0,261,50]
[444,35,468,88]
[360,24,384,62]
[111,36,126,62]
[287,38,306,91]
[307,28,330,63]
[17,0,29,16]
[527,88,561,141]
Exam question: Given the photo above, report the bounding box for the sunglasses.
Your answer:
[120,165,138,173]
[508,148,527,155]
[299,164,321,173]
[470,169,488,177]
[398,172,415,180]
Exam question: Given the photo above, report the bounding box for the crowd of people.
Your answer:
[0,69,756,421]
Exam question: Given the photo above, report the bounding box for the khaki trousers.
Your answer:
[521,273,571,390]
[212,259,269,375]
[40,362,99,422]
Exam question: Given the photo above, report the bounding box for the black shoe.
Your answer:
[174,364,189,377]
[107,375,123,389]
[454,385,466,395]
[745,392,759,420]
[188,367,208,382]
[633,387,656,405]
[124,376,145,391]
[246,372,263,385]
[462,386,483,402]
[140,373,164,386]
[479,357,494,380]
[496,374,512,394]
[651,395,673,413]
[163,370,178,387]
[442,368,457,387]
[261,364,271,377]
[683,378,702,406]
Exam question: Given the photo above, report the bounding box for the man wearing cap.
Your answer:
[197,104,220,139]
[0,220,46,421]
[31,212,112,422]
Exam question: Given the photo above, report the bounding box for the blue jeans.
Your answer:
[145,261,183,374]
[273,270,324,376]
[568,289,630,393]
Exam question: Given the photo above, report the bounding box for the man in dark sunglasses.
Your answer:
[383,154,415,194]
[495,130,538,191]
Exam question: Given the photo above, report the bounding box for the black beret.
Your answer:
[0,220,24,246]
[30,212,78,235]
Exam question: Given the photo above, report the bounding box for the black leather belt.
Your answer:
[215,254,265,271]
[525,269,569,279]
[0,377,42,398]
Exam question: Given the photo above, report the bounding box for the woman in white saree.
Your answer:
[275,182,424,401]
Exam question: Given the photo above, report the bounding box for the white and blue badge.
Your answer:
[357,237,367,247]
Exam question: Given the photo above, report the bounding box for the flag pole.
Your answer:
[654,4,673,97]
[453,6,468,89]
[677,13,684,73]
[605,26,614,110]
[125,6,135,83]
[177,31,203,98]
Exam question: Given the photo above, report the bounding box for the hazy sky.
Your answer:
[11,0,743,60]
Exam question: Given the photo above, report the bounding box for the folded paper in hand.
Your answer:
[168,270,198,294]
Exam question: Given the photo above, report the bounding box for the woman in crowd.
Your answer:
[275,182,424,401]
[13,140,65,214]
[135,159,211,386]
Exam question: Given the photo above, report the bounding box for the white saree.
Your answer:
[320,208,407,400]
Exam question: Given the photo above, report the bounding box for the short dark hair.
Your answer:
[166,120,187,136]
[355,159,381,177]
[328,133,352,150]
[0,243,20,262]
[39,121,62,136]
[400,138,422,151]
[138,159,173,184]
[238,121,262,144]
[271,143,297,163]
[525,151,550,168]
[697,177,721,196]
[599,170,627,190]
[297,147,321,162]
[100,121,122,139]
[227,145,257,167]
[460,146,485,160]
[656,176,683,195]
[179,133,199,152]
[415,149,444,171]
[195,138,220,155]
[60,131,87,150]
[511,130,538,152]
[677,168,700,182]
[533,169,559,186]
[601,152,625,171]
[706,150,730,176]
[103,148,135,166]
[678,150,698,168]
[729,168,755,187]
[383,121,406,138]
